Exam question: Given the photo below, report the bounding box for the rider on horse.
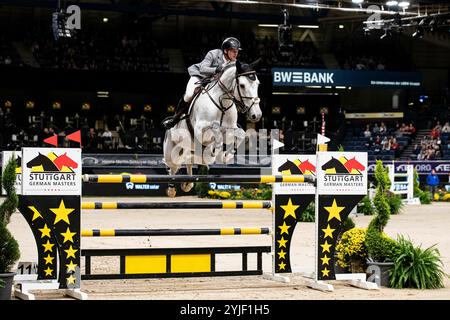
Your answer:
[161,37,241,129]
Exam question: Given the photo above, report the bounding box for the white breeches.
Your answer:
[184,76,202,102]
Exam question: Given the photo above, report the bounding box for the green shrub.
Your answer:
[386,192,404,215]
[0,156,19,225]
[390,236,447,289]
[0,221,20,274]
[413,169,432,205]
[419,191,432,204]
[0,155,20,280]
[194,165,209,197]
[365,224,399,262]
[342,216,355,232]
[365,161,398,262]
[358,195,374,215]
[300,203,315,222]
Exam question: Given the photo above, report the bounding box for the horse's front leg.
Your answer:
[220,127,245,164]
[180,164,194,193]
[195,120,223,165]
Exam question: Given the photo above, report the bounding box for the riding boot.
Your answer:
[161,98,189,129]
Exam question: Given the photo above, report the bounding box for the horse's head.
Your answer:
[220,60,262,123]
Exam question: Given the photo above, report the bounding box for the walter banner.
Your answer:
[272,154,316,273]
[316,152,367,281]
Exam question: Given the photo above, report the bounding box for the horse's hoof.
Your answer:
[166,188,177,198]
[181,183,194,193]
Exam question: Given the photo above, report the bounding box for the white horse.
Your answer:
[163,60,262,197]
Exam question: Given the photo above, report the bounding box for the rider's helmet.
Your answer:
[221,37,241,52]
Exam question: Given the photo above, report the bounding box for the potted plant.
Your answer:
[0,155,20,300]
[336,228,368,273]
[364,160,399,287]
[390,235,447,289]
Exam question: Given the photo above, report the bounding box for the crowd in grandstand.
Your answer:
[25,30,170,72]
[415,121,450,160]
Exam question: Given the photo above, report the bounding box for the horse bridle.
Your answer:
[214,64,260,114]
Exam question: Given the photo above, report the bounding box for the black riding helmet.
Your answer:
[221,37,242,52]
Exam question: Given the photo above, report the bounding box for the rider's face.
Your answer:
[225,48,239,61]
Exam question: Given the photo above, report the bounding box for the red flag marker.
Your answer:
[43,134,58,147]
[66,130,82,146]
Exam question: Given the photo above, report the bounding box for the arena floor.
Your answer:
[8,197,450,300]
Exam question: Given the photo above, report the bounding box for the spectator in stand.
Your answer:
[87,128,98,150]
[426,169,440,198]
[442,122,450,133]
[364,136,372,150]
[381,136,390,150]
[372,123,380,136]
[379,122,387,136]
[374,135,381,153]
[431,127,440,139]
[363,125,372,138]
[407,123,416,137]
[102,127,113,150]
[412,144,421,159]
[391,137,399,155]
[399,123,409,135]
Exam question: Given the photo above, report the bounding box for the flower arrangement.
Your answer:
[206,185,272,200]
[336,228,368,273]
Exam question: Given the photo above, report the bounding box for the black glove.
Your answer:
[215,64,223,73]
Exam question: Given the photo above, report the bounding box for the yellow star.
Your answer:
[321,255,331,265]
[28,206,43,221]
[322,224,335,239]
[67,274,77,285]
[321,267,330,277]
[324,199,345,222]
[61,227,76,243]
[43,254,54,265]
[64,245,78,259]
[278,261,286,270]
[50,199,74,225]
[42,240,55,253]
[277,237,288,248]
[66,261,78,273]
[320,240,332,253]
[277,249,287,260]
[38,224,51,239]
[43,267,53,276]
[280,198,299,219]
[278,222,291,235]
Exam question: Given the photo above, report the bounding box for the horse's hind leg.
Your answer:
[181,163,194,193]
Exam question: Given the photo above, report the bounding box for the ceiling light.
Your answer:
[258,24,278,27]
[398,1,410,8]
[386,1,398,6]
[297,25,319,29]
[352,0,364,4]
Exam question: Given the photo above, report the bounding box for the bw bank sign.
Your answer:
[273,70,335,85]
[272,68,422,88]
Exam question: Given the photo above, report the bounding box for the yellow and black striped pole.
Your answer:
[82,174,315,184]
[82,201,272,210]
[81,227,270,237]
